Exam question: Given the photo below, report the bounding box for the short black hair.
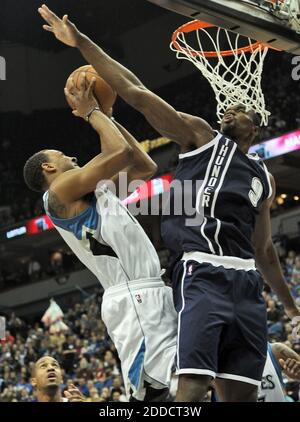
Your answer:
[23,151,49,193]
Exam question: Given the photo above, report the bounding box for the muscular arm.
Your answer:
[112,119,157,182]
[272,343,300,362]
[51,110,132,203]
[77,39,214,148]
[38,5,214,149]
[252,175,299,320]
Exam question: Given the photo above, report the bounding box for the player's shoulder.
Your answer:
[178,112,215,150]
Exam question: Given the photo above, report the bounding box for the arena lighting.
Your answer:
[277,197,285,205]
[281,194,287,199]
[249,128,300,159]
[6,226,27,239]
[294,196,300,201]
[122,173,173,206]
[26,215,54,234]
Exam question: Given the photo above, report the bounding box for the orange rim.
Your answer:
[171,20,279,57]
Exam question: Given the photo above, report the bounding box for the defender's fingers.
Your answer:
[39,4,61,24]
[43,25,54,32]
[62,14,70,24]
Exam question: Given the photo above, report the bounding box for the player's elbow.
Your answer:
[254,239,274,265]
[117,144,133,161]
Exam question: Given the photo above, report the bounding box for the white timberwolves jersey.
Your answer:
[258,344,285,402]
[43,186,161,289]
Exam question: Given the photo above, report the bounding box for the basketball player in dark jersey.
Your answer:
[38,4,300,402]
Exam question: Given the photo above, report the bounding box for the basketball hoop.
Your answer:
[171,20,279,126]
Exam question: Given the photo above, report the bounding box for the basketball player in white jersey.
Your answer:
[38,4,300,402]
[258,342,300,402]
[24,75,177,401]
[31,356,86,402]
[205,342,300,401]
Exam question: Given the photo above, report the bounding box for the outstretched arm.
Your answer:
[38,4,214,149]
[112,119,157,182]
[51,74,132,203]
[252,175,299,321]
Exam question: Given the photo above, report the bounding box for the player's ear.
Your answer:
[31,377,37,388]
[251,122,261,145]
[42,162,56,173]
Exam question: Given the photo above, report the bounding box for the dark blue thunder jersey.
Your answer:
[161,131,272,268]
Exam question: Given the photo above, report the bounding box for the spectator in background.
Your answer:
[291,256,300,291]
[267,299,281,325]
[28,257,41,282]
[31,356,85,402]
[0,331,14,346]
[49,251,64,276]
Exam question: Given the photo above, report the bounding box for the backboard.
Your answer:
[147,0,300,54]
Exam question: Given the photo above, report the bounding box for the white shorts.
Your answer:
[101,278,177,400]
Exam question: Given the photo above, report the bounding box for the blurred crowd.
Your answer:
[0,51,299,229]
[0,246,300,402]
[0,249,84,292]
[0,290,128,402]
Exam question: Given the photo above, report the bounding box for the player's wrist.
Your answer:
[77,34,91,50]
[84,106,101,122]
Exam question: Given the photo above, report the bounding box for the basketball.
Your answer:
[65,65,117,114]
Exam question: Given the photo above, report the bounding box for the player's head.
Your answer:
[31,356,63,394]
[220,104,260,147]
[23,149,79,193]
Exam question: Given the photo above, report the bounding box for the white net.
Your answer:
[171,22,270,126]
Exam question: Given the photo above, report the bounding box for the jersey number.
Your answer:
[249,177,263,207]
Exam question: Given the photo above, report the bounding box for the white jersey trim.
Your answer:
[177,261,187,371]
[217,372,261,386]
[182,251,256,271]
[177,368,216,378]
[214,219,223,256]
[195,138,220,254]
[179,132,222,159]
[201,217,216,254]
[210,142,237,255]
[262,163,273,199]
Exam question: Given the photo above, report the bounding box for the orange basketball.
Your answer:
[65,65,117,114]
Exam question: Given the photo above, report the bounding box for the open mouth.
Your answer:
[47,372,57,381]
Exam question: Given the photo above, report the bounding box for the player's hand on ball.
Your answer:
[38,4,82,47]
[64,384,87,402]
[65,72,99,119]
